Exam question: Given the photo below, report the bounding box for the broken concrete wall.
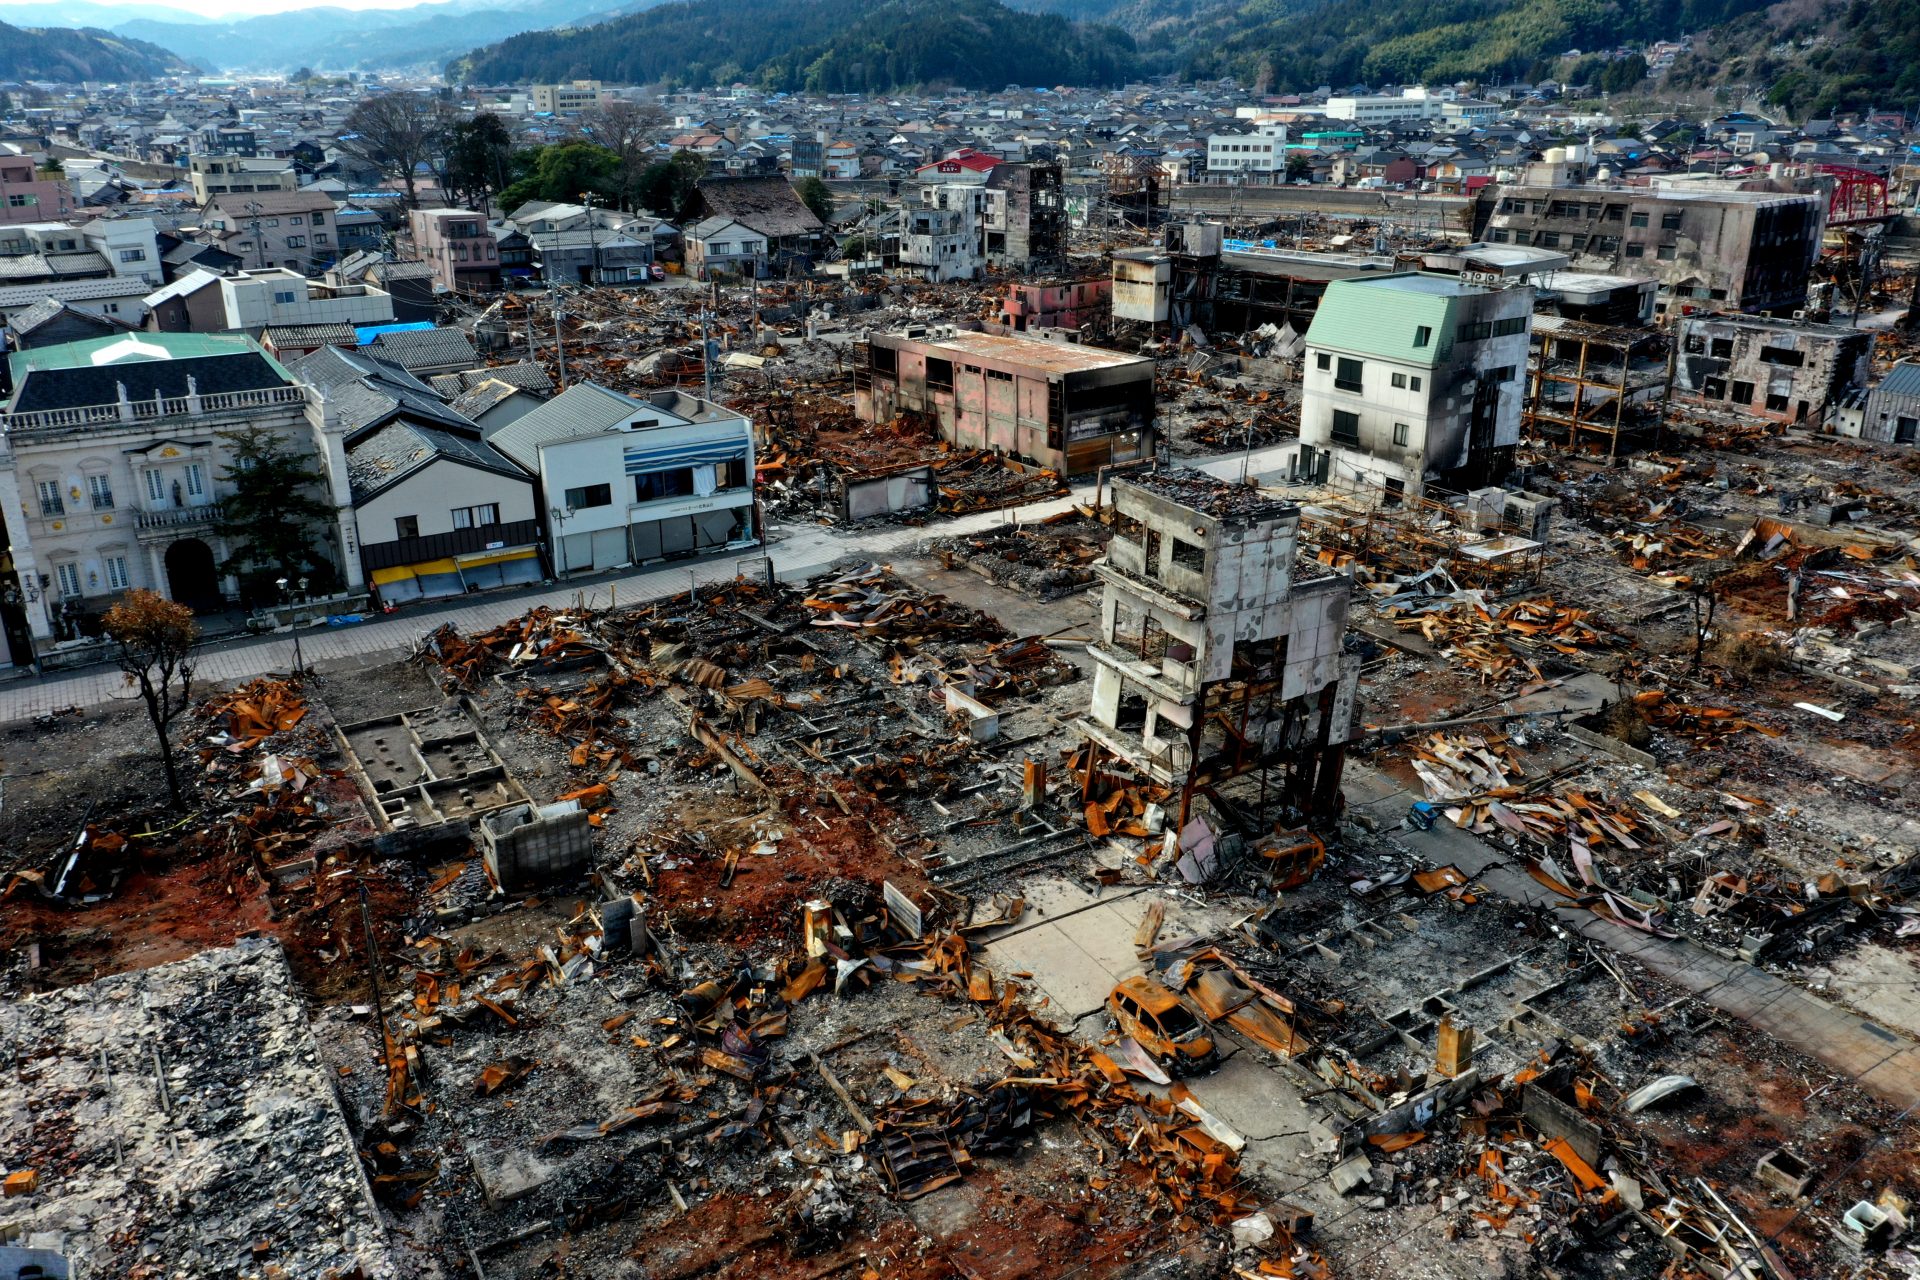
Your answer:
[1675,314,1869,425]
[839,464,935,520]
[479,800,593,892]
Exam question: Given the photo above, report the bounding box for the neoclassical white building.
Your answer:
[0,332,357,665]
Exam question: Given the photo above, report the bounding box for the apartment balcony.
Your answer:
[5,385,307,440]
[133,505,220,536]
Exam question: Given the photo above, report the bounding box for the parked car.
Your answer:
[1107,975,1217,1075]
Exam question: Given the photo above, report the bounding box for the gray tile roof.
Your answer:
[262,323,357,349]
[344,418,526,504]
[366,326,479,372]
[449,378,526,420]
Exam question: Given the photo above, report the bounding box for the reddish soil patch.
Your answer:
[3,841,421,1005]
[654,774,930,944]
[1,849,275,987]
[628,1177,1160,1280]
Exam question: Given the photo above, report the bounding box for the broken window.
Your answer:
[635,468,692,502]
[1656,244,1677,261]
[1702,376,1728,399]
[1384,478,1405,506]
[1143,528,1162,577]
[1684,333,1705,354]
[1730,381,1754,405]
[925,356,953,390]
[871,345,897,377]
[1605,204,1625,221]
[1413,326,1432,348]
[1170,538,1204,571]
[1765,392,1790,413]
[1759,345,1804,367]
[1710,338,1733,359]
[1660,211,1683,230]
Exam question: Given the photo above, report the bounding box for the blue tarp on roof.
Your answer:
[354,320,436,345]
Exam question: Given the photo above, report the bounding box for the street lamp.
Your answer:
[277,576,304,674]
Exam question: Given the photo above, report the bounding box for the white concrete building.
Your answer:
[489,383,757,575]
[214,269,396,331]
[1324,91,1441,124]
[1206,126,1287,179]
[0,333,352,662]
[1294,272,1533,500]
[899,206,982,282]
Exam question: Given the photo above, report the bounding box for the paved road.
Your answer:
[0,443,1301,724]
[1345,763,1920,1110]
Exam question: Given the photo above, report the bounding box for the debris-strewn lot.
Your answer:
[8,263,1920,1279]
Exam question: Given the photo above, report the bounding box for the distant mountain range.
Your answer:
[449,0,1139,91]
[120,0,658,74]
[0,20,200,81]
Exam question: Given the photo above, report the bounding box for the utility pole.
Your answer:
[582,191,598,285]
[700,308,714,402]
[552,283,567,389]
[246,199,265,271]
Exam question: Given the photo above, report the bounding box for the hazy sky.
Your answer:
[1,0,440,16]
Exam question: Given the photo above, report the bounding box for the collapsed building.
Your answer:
[0,941,393,1279]
[1075,470,1359,834]
[1672,311,1870,427]
[1112,222,1398,336]
[854,328,1155,476]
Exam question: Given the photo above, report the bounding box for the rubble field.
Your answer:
[3,420,1920,1280]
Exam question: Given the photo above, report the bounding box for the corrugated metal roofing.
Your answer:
[487,382,652,472]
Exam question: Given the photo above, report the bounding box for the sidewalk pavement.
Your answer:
[0,443,1301,724]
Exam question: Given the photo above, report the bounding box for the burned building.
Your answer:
[1001,277,1111,332]
[0,941,395,1278]
[917,160,1065,270]
[855,329,1154,476]
[1075,470,1358,834]
[1113,223,1397,336]
[1525,316,1671,458]
[1480,184,1826,314]
[1293,272,1533,499]
[1673,312,1870,427]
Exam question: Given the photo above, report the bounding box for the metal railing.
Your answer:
[5,385,307,435]
[133,505,220,531]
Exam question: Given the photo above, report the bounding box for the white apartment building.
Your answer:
[1294,272,1533,500]
[1206,125,1288,178]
